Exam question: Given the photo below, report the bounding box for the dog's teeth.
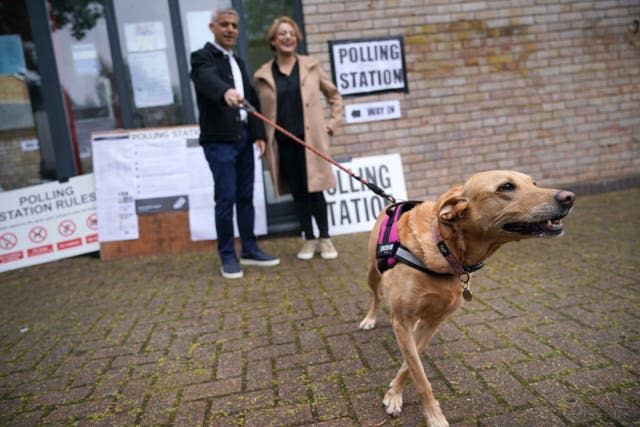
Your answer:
[544,219,563,230]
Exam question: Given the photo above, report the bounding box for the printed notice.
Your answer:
[129,51,173,108]
[72,43,99,76]
[91,134,139,241]
[92,126,268,244]
[0,174,99,273]
[132,138,187,197]
[124,21,166,52]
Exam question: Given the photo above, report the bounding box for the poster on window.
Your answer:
[71,43,99,76]
[124,21,167,53]
[128,50,174,108]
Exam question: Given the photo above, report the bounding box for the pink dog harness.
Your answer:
[376,201,449,275]
[376,202,484,280]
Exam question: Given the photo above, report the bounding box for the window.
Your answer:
[112,0,184,128]
[0,0,46,190]
[49,0,120,174]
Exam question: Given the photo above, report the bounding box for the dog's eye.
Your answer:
[498,182,516,192]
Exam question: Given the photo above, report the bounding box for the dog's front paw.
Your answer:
[383,388,403,416]
[424,401,449,427]
[358,316,376,330]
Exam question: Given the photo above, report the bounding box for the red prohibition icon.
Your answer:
[0,232,18,250]
[58,219,76,237]
[87,213,98,230]
[29,226,48,243]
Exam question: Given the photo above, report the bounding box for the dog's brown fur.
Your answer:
[359,170,575,426]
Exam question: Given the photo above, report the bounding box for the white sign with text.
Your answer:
[0,174,99,273]
[329,36,408,96]
[324,153,407,236]
[92,126,267,243]
[345,100,401,124]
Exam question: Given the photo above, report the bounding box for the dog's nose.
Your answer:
[555,190,576,207]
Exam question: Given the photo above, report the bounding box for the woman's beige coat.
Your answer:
[254,55,343,197]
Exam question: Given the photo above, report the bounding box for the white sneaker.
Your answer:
[319,238,338,260]
[297,239,318,260]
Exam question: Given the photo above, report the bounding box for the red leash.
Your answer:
[240,100,396,204]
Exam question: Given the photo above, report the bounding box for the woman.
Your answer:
[254,16,343,260]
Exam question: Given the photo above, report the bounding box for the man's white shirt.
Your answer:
[212,41,247,121]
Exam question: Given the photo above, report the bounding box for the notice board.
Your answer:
[91,125,267,260]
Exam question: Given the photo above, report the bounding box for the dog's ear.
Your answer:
[436,187,469,238]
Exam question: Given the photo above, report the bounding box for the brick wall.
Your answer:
[0,129,41,191]
[302,0,640,198]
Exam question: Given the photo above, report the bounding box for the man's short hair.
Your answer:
[211,7,239,22]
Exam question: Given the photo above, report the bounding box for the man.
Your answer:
[190,7,279,279]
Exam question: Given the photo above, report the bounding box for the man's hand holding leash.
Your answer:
[225,89,266,157]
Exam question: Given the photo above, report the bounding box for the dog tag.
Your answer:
[463,288,473,301]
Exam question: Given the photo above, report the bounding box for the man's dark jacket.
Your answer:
[190,42,265,144]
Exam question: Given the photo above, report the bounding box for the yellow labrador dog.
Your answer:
[359,170,575,427]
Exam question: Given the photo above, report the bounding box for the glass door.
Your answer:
[112,0,184,128]
[48,0,121,174]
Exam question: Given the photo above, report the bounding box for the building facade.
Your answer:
[1,1,639,223]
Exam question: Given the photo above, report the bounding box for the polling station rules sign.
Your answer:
[329,36,408,97]
[0,175,99,272]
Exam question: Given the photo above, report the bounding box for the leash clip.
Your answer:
[239,99,256,113]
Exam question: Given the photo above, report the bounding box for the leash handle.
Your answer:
[240,100,397,204]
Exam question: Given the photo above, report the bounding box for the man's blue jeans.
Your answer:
[202,128,258,263]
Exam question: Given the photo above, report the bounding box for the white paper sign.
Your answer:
[71,43,99,76]
[345,100,401,124]
[124,21,166,52]
[330,37,407,96]
[0,174,99,273]
[91,126,268,243]
[20,138,39,152]
[323,154,407,236]
[132,138,187,197]
[91,134,139,241]
[129,51,174,108]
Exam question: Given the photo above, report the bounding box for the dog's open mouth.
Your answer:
[503,217,565,237]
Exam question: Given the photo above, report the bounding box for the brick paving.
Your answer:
[1,188,639,426]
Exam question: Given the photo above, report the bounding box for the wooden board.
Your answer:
[99,211,215,260]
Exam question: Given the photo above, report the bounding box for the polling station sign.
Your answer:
[323,153,407,236]
[0,174,99,273]
[329,36,408,97]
